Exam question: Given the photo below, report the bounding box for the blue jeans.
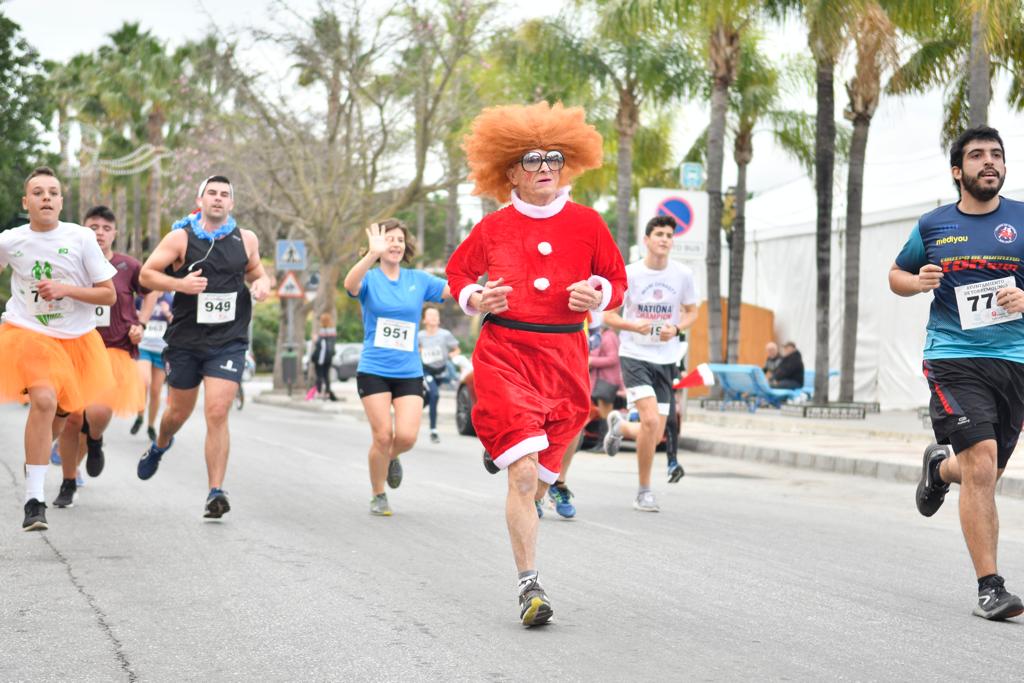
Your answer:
[423,374,440,430]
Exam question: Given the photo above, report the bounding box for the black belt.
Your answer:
[482,314,583,334]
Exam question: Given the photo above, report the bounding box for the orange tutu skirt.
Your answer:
[98,347,146,416]
[0,323,115,414]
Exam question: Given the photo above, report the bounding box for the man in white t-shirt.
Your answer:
[602,216,698,512]
[0,167,117,531]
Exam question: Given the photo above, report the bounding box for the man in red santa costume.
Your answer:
[446,102,627,626]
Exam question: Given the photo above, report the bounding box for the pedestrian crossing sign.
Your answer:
[275,240,307,271]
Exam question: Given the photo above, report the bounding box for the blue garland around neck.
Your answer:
[172,211,237,242]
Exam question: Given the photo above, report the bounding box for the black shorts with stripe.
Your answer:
[923,358,1024,468]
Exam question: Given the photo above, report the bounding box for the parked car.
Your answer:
[333,343,361,382]
[302,340,361,381]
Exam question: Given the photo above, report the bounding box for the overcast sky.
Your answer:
[5,0,1023,231]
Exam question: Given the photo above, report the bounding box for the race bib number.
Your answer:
[420,345,445,365]
[197,292,237,324]
[144,320,167,339]
[635,321,668,346]
[28,280,72,316]
[93,305,111,327]
[955,277,1022,330]
[374,318,415,352]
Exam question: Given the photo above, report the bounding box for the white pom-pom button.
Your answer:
[537,241,552,255]
[533,277,550,291]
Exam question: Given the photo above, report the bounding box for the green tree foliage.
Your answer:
[0,15,51,226]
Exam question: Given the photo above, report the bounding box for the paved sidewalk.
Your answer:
[679,404,1024,499]
[253,377,1024,498]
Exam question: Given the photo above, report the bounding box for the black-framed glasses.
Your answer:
[520,150,565,172]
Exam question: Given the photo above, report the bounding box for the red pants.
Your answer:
[471,323,590,483]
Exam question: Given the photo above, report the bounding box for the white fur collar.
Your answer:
[510,186,570,219]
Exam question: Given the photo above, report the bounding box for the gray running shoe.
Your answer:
[387,457,403,489]
[22,499,47,531]
[518,576,553,626]
[604,411,624,456]
[370,493,392,516]
[634,490,660,512]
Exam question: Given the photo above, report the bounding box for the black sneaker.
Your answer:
[147,425,157,442]
[22,499,48,531]
[974,576,1024,620]
[387,457,403,489]
[518,576,553,626]
[915,443,950,517]
[483,451,500,474]
[53,479,78,508]
[429,430,440,444]
[668,463,685,483]
[85,436,105,477]
[130,414,144,435]
[204,488,231,519]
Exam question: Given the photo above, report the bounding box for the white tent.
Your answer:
[733,188,1024,410]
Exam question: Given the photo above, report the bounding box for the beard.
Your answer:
[961,169,1005,202]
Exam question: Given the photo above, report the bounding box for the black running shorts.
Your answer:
[923,357,1024,469]
[165,341,248,389]
[356,372,424,399]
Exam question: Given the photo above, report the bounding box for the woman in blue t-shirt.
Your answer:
[343,219,449,516]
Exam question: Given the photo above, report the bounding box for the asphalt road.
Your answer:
[2,394,1023,681]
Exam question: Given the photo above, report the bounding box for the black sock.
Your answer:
[930,456,945,485]
[978,574,1001,591]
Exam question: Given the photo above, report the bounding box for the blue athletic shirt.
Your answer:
[352,267,446,378]
[895,196,1024,361]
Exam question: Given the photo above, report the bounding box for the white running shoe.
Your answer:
[634,490,660,512]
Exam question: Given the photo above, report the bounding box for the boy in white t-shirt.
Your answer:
[0,167,117,531]
[602,216,698,512]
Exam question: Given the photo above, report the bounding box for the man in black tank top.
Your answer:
[137,176,270,519]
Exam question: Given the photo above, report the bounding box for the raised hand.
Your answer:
[366,223,388,259]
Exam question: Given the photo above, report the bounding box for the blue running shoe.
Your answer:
[50,443,61,466]
[535,498,544,518]
[547,484,576,518]
[138,438,173,480]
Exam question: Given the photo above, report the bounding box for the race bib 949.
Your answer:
[197,292,237,324]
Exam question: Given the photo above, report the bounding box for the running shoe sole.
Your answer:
[520,597,553,626]
[604,413,623,457]
[53,492,77,509]
[22,520,48,531]
[204,495,231,519]
[915,443,949,517]
[387,458,403,489]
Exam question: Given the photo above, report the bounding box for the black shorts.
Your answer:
[923,358,1024,468]
[620,356,677,416]
[165,341,248,389]
[356,372,424,399]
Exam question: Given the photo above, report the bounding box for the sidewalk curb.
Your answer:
[252,393,348,415]
[679,436,1024,500]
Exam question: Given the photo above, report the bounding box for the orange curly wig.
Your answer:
[463,102,604,203]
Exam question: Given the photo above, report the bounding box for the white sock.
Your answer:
[25,464,47,503]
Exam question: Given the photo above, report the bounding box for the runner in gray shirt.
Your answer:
[418,307,460,443]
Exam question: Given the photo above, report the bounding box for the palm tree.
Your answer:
[497,4,701,258]
[726,44,818,364]
[767,0,857,403]
[839,1,898,403]
[887,0,1024,143]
